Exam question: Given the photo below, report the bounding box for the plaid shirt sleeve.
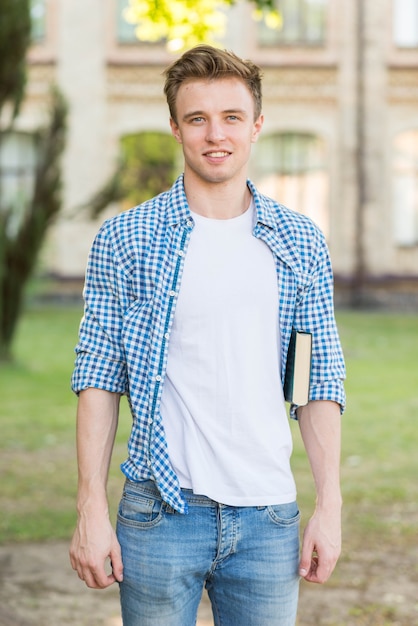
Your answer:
[250,184,346,420]
[71,221,129,395]
[291,224,346,418]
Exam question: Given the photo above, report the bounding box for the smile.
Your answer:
[205,151,230,158]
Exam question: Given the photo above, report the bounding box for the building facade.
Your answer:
[3,0,418,304]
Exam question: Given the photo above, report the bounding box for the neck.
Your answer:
[184,175,251,220]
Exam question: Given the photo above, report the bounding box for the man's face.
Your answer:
[170,77,263,187]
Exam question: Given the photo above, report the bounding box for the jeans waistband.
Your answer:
[124,479,226,507]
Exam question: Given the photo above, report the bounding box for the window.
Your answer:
[250,132,329,236]
[258,0,327,47]
[392,130,418,246]
[30,0,46,42]
[0,132,37,237]
[117,0,139,44]
[393,0,418,48]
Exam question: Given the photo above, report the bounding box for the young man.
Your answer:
[70,45,346,626]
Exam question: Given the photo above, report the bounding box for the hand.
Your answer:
[299,507,341,584]
[69,514,123,589]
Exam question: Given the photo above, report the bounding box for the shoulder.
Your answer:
[98,175,188,244]
[250,182,326,250]
[86,191,172,274]
[101,191,169,238]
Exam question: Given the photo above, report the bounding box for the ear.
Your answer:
[251,114,264,144]
[170,118,182,144]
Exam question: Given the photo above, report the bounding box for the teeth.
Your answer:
[207,152,228,157]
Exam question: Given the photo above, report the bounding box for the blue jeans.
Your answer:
[116,480,300,626]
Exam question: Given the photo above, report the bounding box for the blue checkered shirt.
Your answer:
[72,175,346,514]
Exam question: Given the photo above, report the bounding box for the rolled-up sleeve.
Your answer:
[291,230,346,418]
[71,223,128,395]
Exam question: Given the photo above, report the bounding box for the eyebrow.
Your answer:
[182,108,248,121]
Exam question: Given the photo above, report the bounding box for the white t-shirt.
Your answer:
[160,201,296,506]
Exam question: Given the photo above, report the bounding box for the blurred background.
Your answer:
[2,0,418,327]
[1,1,418,625]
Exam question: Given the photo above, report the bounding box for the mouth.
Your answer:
[204,151,231,159]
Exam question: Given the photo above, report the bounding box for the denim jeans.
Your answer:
[116,479,300,626]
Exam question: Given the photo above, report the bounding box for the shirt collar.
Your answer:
[165,175,193,226]
[165,174,295,241]
[247,179,304,275]
[247,179,280,231]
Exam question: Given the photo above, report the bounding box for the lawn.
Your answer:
[1,306,417,546]
[0,305,132,542]
[1,305,418,624]
[293,311,418,544]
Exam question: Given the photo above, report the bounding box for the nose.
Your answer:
[205,120,226,143]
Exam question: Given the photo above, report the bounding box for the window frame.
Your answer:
[393,0,418,49]
[392,129,418,248]
[257,0,328,49]
[249,131,330,237]
[30,0,47,43]
[0,131,38,236]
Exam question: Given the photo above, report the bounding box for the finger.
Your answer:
[79,567,115,589]
[299,554,316,580]
[69,543,78,572]
[110,545,124,583]
[89,563,117,589]
[299,539,314,578]
[72,555,116,589]
[304,555,334,584]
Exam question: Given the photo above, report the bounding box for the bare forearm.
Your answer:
[297,399,342,583]
[297,400,342,509]
[70,388,123,588]
[75,388,120,512]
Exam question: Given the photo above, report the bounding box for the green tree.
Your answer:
[88,132,181,219]
[123,0,281,51]
[0,0,31,122]
[0,1,67,361]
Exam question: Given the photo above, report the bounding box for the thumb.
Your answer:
[299,538,314,578]
[110,543,124,582]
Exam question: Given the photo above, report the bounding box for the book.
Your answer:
[284,329,312,406]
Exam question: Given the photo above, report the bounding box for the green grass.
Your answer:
[0,305,131,542]
[1,307,417,547]
[290,310,418,548]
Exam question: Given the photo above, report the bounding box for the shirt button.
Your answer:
[169,290,176,297]
[164,332,170,340]
[178,250,184,257]
[155,374,162,382]
[148,417,153,424]
[186,219,193,228]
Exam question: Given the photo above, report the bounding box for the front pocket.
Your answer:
[266,502,300,527]
[117,491,164,528]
